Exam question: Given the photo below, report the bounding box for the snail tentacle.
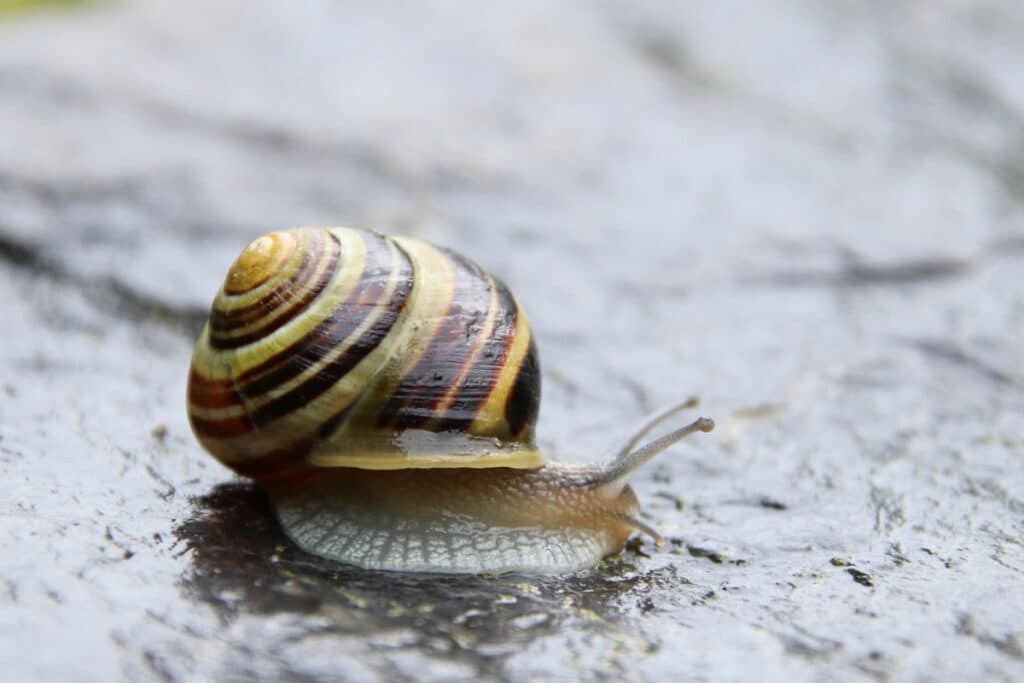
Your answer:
[587,416,716,489]
[611,396,700,462]
[617,513,667,547]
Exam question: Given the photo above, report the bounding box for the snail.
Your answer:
[187,226,714,574]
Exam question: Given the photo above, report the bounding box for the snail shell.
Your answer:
[188,227,541,475]
[187,227,714,574]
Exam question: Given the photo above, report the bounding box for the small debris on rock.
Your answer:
[624,536,652,558]
[847,568,874,587]
[687,546,728,564]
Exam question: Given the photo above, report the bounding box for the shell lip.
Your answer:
[307,449,545,470]
[305,428,543,469]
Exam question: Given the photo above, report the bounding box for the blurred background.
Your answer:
[1,1,1022,681]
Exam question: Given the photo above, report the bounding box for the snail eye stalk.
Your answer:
[589,408,715,489]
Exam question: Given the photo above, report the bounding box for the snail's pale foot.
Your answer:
[271,486,615,574]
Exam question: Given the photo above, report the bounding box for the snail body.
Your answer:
[188,227,713,574]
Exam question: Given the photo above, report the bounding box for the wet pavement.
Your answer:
[1,1,1023,681]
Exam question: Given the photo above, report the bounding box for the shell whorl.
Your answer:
[187,227,542,479]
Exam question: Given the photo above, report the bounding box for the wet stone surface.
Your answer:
[1,1,1023,681]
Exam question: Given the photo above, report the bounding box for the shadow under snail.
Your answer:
[187,226,714,574]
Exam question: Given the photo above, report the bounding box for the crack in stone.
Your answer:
[870,485,906,536]
[104,525,136,561]
[0,64,488,196]
[144,464,177,502]
[887,43,1024,207]
[0,168,151,207]
[956,613,1024,661]
[742,256,974,289]
[775,623,844,660]
[612,11,866,150]
[906,339,1020,387]
[987,235,1024,257]
[0,230,208,338]
[142,649,176,683]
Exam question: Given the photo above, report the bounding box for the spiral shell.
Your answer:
[187,227,542,479]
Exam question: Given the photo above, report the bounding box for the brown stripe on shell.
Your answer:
[189,232,411,427]
[504,337,541,438]
[187,232,404,419]
[188,365,238,411]
[313,390,357,441]
[222,443,317,481]
[209,229,323,334]
[237,233,410,397]
[243,240,413,428]
[208,230,339,350]
[431,274,520,433]
[188,410,254,440]
[194,234,414,441]
[380,247,494,431]
[212,230,324,325]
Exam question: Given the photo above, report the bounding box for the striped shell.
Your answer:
[187,227,542,480]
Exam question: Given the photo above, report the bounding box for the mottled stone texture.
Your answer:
[1,1,1022,681]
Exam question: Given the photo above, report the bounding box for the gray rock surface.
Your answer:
[1,1,1022,681]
